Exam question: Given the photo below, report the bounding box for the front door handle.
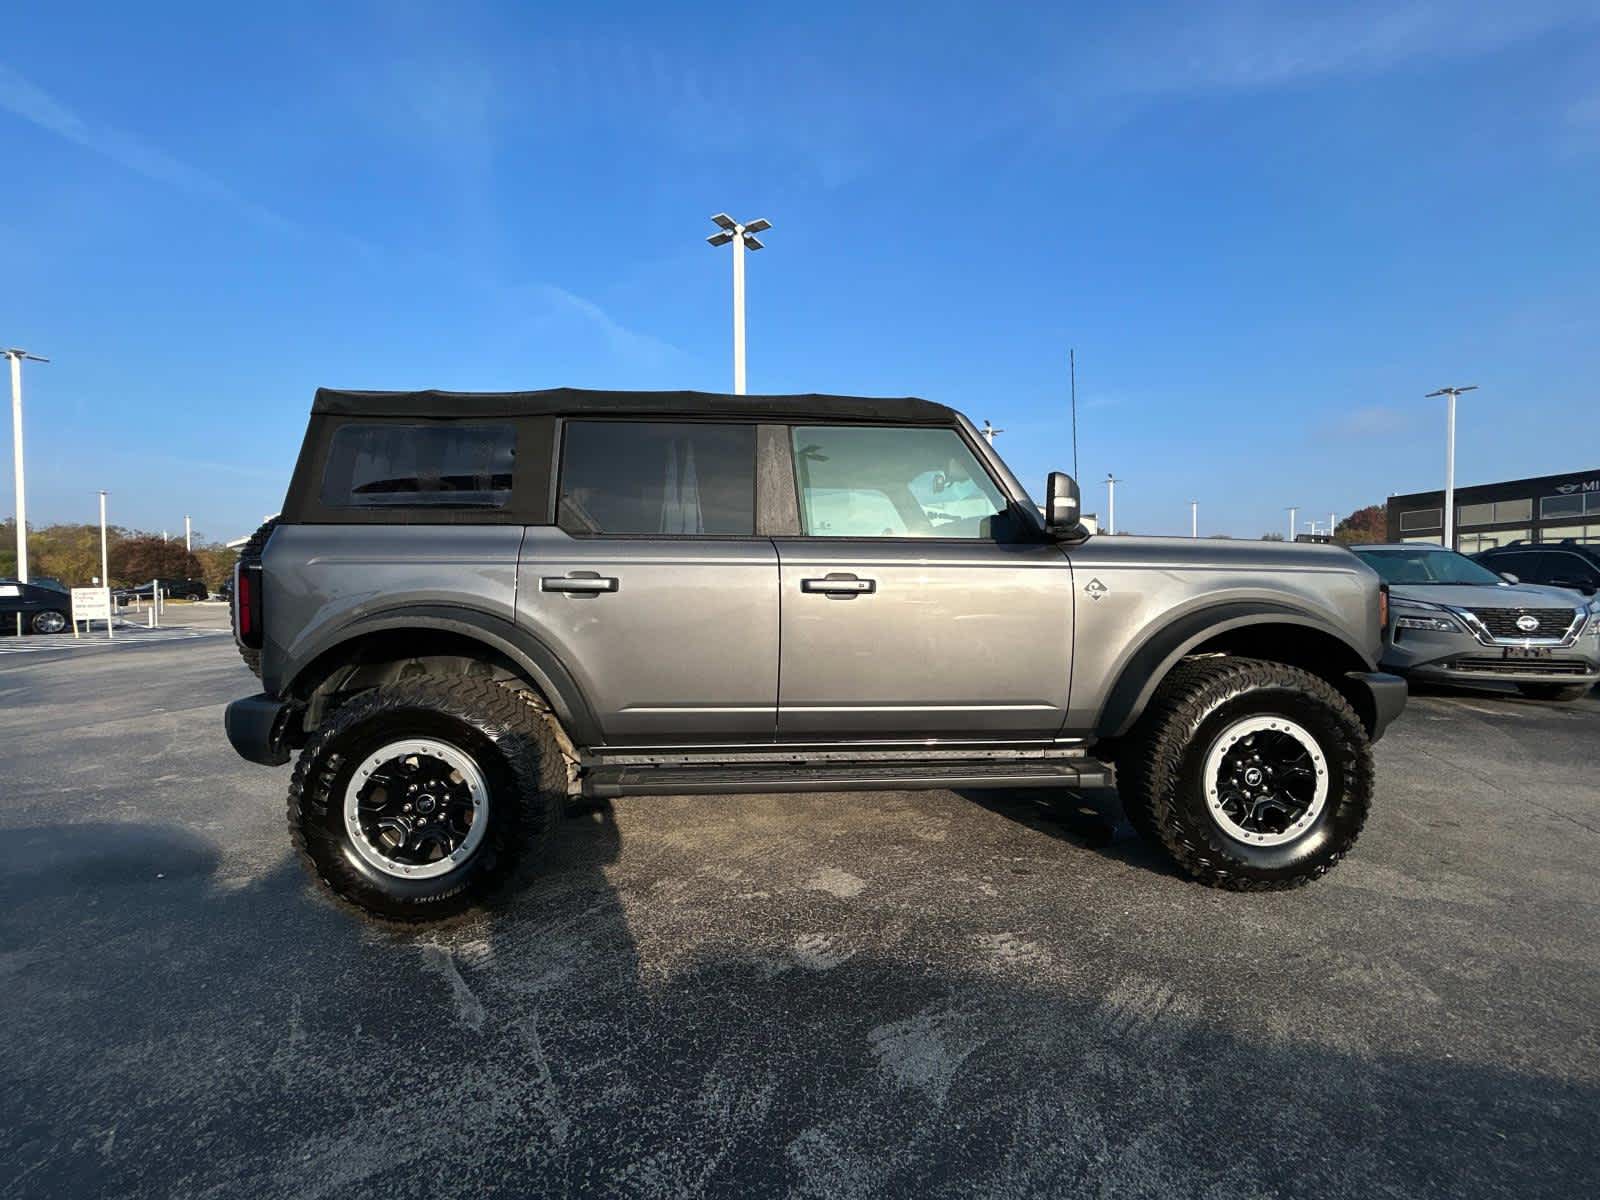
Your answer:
[801,574,876,597]
[542,573,619,594]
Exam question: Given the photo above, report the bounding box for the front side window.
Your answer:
[322,423,516,509]
[558,421,756,536]
[791,426,1010,539]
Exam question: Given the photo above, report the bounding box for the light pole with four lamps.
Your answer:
[1425,385,1477,551]
[705,214,771,395]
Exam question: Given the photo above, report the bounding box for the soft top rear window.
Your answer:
[321,423,516,509]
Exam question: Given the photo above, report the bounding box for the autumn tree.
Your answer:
[108,536,204,585]
[192,545,240,592]
[1334,505,1386,545]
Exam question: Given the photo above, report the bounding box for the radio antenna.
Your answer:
[1069,348,1080,478]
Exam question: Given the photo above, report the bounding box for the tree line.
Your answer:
[0,519,238,591]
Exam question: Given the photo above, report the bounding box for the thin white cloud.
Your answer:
[1319,404,1413,439]
[531,284,683,369]
[0,63,295,232]
[1061,1,1598,101]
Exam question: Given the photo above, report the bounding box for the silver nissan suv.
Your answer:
[225,387,1406,920]
[1352,544,1600,702]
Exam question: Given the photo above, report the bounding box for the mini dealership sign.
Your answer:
[71,587,114,639]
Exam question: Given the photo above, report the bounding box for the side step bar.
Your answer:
[581,758,1111,800]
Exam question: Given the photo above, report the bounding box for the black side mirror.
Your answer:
[1045,471,1082,536]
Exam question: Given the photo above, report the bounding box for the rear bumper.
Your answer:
[224,693,297,767]
[1347,671,1408,741]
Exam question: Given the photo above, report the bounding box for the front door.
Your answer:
[517,419,779,744]
[774,424,1073,739]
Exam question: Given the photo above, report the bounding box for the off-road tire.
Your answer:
[1516,682,1593,703]
[231,516,279,676]
[287,677,566,921]
[1118,656,1373,891]
[1113,742,1163,844]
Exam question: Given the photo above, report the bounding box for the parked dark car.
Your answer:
[0,577,72,635]
[114,577,209,603]
[1473,540,1600,598]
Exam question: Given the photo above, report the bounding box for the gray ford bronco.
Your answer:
[226,388,1406,919]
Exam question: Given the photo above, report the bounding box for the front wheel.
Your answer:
[1119,657,1373,891]
[287,677,566,920]
[1516,682,1593,703]
[30,609,68,635]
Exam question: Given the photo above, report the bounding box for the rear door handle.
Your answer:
[801,574,876,597]
[541,573,619,594]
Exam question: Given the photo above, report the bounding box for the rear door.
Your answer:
[516,419,779,744]
[773,423,1073,739]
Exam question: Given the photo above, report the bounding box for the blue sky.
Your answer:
[3,0,1598,541]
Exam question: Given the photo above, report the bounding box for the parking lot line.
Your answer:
[0,626,230,655]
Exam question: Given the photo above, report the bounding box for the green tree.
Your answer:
[1261,531,1286,541]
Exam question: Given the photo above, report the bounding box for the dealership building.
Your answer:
[1386,467,1600,552]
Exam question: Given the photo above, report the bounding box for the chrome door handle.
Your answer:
[541,574,618,594]
[800,575,876,596]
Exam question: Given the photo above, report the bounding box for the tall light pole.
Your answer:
[706,213,771,395]
[1106,474,1122,535]
[1425,385,1477,550]
[98,491,110,587]
[1190,500,1198,539]
[1286,505,1298,542]
[184,514,192,553]
[4,349,48,591]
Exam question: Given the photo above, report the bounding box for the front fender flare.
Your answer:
[1096,601,1374,739]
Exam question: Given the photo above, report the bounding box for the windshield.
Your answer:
[1354,547,1503,586]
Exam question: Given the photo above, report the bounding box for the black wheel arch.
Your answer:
[1097,602,1377,740]
[280,605,601,747]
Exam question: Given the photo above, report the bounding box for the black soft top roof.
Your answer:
[311,387,958,424]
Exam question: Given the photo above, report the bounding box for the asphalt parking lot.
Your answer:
[2,626,1596,1200]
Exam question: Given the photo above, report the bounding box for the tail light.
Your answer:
[235,561,264,648]
[1378,583,1390,632]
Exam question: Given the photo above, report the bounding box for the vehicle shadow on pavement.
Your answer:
[957,786,1190,881]
[3,814,1595,1200]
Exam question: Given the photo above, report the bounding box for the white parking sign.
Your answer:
[72,587,114,638]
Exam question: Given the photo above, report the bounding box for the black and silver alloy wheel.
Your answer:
[1202,716,1328,847]
[30,609,67,634]
[344,739,489,880]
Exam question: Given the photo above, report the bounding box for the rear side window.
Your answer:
[1486,551,1542,579]
[321,423,516,509]
[558,421,756,536]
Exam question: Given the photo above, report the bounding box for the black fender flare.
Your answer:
[1096,601,1374,738]
[283,604,602,746]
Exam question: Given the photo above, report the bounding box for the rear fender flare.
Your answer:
[284,604,601,746]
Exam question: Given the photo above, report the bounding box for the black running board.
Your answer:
[581,758,1110,799]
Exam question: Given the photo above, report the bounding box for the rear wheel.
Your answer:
[1119,657,1373,891]
[1516,682,1593,703]
[30,609,68,635]
[287,677,566,920]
